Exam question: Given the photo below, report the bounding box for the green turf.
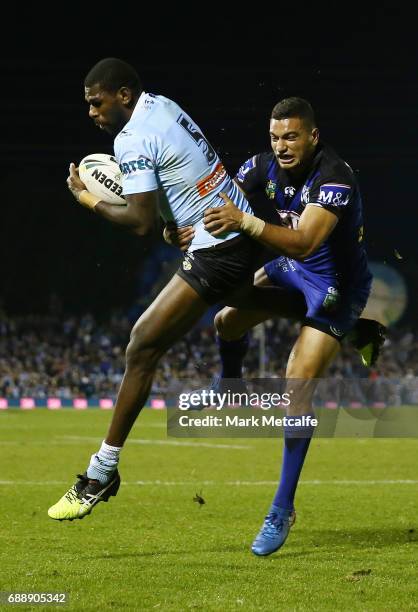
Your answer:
[0,409,417,611]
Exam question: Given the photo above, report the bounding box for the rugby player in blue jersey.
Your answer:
[199,97,381,555]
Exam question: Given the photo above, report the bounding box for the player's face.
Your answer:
[270,117,319,173]
[85,84,128,136]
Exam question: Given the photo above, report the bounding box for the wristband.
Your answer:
[240,212,265,238]
[79,190,101,211]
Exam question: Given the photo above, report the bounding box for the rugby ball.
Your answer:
[79,153,125,205]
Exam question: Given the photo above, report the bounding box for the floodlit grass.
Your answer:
[0,409,417,610]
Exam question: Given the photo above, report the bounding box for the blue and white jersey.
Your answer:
[114,92,252,250]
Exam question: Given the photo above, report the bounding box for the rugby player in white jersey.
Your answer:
[48,57,261,521]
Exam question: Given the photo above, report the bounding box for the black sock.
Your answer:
[216,333,249,378]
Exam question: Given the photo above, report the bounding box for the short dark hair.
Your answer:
[271,97,316,128]
[84,58,142,95]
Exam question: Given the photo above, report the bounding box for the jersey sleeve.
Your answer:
[114,132,159,195]
[234,154,265,196]
[307,166,355,212]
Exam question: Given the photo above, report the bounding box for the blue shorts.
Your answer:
[264,256,371,340]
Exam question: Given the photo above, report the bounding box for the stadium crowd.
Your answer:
[1,308,417,404]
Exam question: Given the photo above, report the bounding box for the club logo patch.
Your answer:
[322,287,340,311]
[265,180,276,200]
[301,185,310,204]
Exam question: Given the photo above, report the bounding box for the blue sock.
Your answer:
[272,415,315,511]
[217,334,249,378]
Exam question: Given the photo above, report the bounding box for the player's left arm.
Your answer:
[204,193,340,260]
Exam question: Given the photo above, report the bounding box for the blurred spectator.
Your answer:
[0,308,417,403]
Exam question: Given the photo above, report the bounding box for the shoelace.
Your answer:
[64,485,79,503]
[259,515,286,541]
[80,479,110,505]
[80,493,99,506]
[64,475,89,503]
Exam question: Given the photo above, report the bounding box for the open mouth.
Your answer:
[278,155,295,164]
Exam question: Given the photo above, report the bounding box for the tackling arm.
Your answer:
[162,180,249,251]
[253,204,339,259]
[204,193,339,260]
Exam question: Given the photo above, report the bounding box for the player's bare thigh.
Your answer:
[215,267,274,340]
[254,267,272,287]
[285,326,340,416]
[129,273,208,354]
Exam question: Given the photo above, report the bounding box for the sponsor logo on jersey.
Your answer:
[119,156,154,175]
[284,186,296,198]
[330,325,344,337]
[182,258,192,271]
[196,163,227,197]
[265,180,276,200]
[318,184,351,207]
[141,97,155,110]
[277,256,296,273]
[235,157,256,183]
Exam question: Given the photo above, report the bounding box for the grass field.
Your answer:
[1,409,417,611]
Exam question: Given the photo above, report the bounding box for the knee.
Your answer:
[214,308,241,341]
[286,348,319,380]
[214,310,227,337]
[125,325,163,372]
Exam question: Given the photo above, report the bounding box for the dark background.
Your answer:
[1,7,416,322]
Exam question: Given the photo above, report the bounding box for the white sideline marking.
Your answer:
[0,479,417,486]
[299,479,418,485]
[58,436,251,450]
